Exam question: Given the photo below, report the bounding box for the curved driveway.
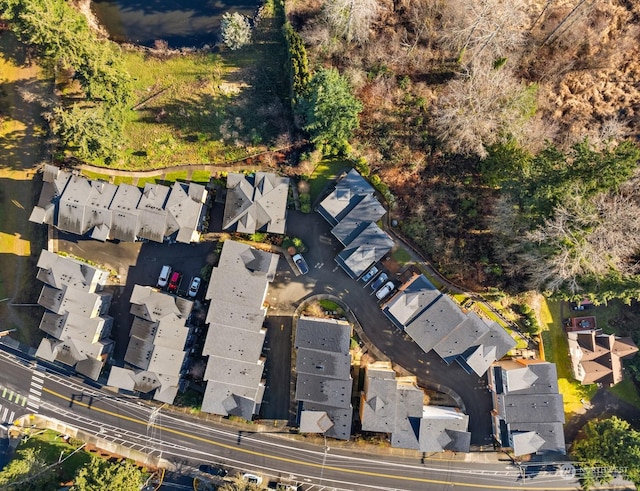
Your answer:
[270,211,494,446]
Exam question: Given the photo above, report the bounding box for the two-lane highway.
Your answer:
[0,347,580,490]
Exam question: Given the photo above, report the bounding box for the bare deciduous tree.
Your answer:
[432,66,535,158]
[438,0,530,65]
[520,180,640,293]
[322,0,381,44]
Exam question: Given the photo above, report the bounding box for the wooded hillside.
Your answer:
[287,0,640,303]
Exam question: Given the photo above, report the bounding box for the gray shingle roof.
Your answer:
[295,317,351,353]
[497,393,565,424]
[300,402,353,440]
[331,194,386,246]
[433,312,489,362]
[109,184,142,241]
[508,423,566,456]
[222,172,290,234]
[36,250,109,293]
[317,169,375,226]
[57,175,93,235]
[201,380,262,420]
[296,348,351,381]
[29,165,72,226]
[490,360,566,457]
[124,285,192,386]
[335,222,394,278]
[201,240,277,420]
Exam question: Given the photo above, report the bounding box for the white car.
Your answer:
[375,281,395,300]
[157,265,172,288]
[242,473,263,485]
[188,276,201,298]
[292,253,309,275]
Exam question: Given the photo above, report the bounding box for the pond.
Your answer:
[91,0,260,48]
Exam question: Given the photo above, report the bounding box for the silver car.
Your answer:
[375,281,395,300]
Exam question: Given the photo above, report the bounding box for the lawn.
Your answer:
[113,175,134,185]
[17,429,91,481]
[191,170,212,183]
[391,247,412,265]
[80,170,111,182]
[109,5,290,171]
[308,158,351,202]
[540,298,598,416]
[162,171,189,184]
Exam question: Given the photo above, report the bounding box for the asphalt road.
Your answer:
[0,347,581,491]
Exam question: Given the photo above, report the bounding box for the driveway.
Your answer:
[274,211,494,445]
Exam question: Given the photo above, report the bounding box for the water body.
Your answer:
[91,0,260,48]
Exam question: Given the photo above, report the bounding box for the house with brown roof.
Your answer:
[567,330,638,387]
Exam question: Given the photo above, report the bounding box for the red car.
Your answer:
[167,271,182,293]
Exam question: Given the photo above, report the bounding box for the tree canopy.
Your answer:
[298,67,362,155]
[0,0,133,163]
[70,457,144,491]
[571,416,640,490]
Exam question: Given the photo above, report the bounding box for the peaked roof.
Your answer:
[331,194,386,246]
[222,172,290,234]
[30,166,207,243]
[335,222,394,278]
[383,273,515,376]
[568,330,638,386]
[317,169,375,225]
[490,360,566,457]
[201,240,278,420]
[36,250,109,293]
[360,363,471,452]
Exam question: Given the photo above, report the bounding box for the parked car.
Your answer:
[276,483,300,491]
[157,265,172,288]
[375,281,395,300]
[198,464,227,477]
[370,272,388,291]
[242,473,263,485]
[188,276,201,298]
[360,266,379,283]
[292,253,309,275]
[167,271,182,293]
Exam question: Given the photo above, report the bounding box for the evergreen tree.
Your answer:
[298,68,362,155]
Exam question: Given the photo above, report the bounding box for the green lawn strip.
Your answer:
[113,175,133,185]
[541,299,599,415]
[309,158,351,201]
[318,299,341,311]
[391,247,412,265]
[608,379,640,409]
[135,176,158,187]
[161,171,189,184]
[19,429,91,481]
[590,301,623,334]
[80,170,111,182]
[191,170,211,183]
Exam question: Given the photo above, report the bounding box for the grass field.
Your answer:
[539,298,599,416]
[0,34,49,347]
[309,158,351,202]
[110,6,290,171]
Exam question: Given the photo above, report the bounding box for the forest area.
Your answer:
[285,0,640,304]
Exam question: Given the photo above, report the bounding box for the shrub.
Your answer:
[220,12,252,50]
